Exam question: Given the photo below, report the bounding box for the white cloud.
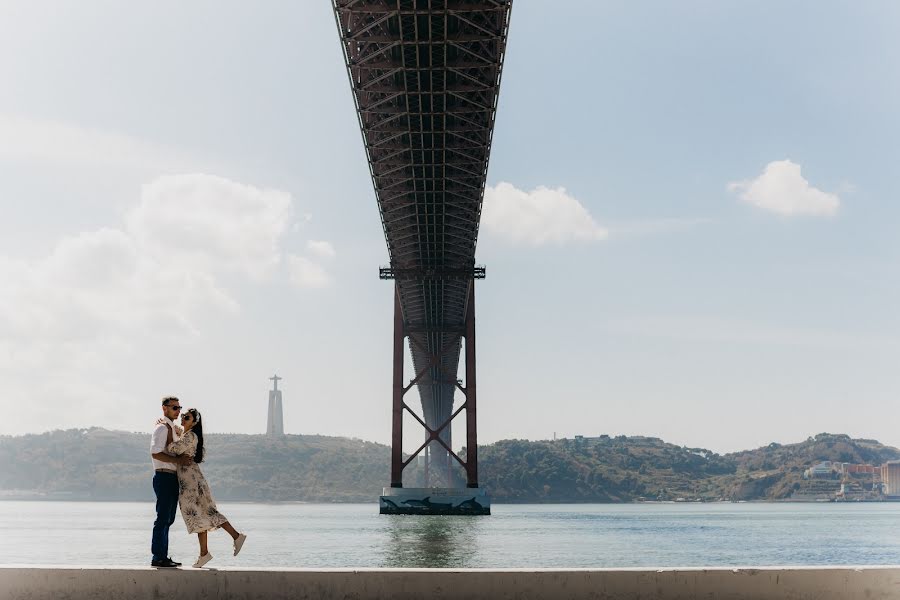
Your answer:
[127,174,292,280]
[306,240,336,259]
[0,173,297,368]
[288,255,332,289]
[0,173,329,433]
[0,113,198,172]
[482,182,608,245]
[285,241,336,289]
[728,160,840,217]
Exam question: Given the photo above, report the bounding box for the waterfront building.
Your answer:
[881,461,900,497]
[267,374,285,437]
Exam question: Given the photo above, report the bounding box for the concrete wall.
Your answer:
[2,566,900,600]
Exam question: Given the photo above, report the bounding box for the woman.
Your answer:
[159,408,247,568]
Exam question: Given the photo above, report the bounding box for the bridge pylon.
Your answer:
[332,0,512,516]
[380,280,490,515]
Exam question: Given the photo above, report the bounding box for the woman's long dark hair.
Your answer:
[187,408,205,464]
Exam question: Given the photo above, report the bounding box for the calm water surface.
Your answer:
[1,501,898,568]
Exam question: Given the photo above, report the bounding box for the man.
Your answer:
[150,396,193,568]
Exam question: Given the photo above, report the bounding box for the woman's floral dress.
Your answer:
[167,431,228,534]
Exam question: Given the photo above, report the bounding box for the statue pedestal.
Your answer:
[379,487,490,515]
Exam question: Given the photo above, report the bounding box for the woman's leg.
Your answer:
[198,531,209,557]
[220,521,240,540]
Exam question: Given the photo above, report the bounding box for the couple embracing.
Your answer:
[150,396,247,568]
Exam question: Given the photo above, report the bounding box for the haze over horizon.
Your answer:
[2,2,899,455]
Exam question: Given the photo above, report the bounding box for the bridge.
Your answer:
[332,0,512,513]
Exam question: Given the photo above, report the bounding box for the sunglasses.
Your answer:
[167,405,182,411]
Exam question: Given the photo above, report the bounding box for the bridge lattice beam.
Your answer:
[334,0,511,488]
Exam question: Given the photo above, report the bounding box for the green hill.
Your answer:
[482,433,900,502]
[1,429,897,502]
[0,429,397,502]
[480,435,735,502]
[719,433,900,500]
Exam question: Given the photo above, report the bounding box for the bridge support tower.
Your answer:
[380,281,490,515]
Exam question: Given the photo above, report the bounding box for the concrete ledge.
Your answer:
[2,566,900,600]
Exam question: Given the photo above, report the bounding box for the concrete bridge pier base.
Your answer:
[379,486,490,515]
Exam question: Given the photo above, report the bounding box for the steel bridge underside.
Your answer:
[333,0,511,486]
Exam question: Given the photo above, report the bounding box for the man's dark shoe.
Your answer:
[150,558,179,568]
[168,558,182,567]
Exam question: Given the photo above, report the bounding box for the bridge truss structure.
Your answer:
[333,0,512,495]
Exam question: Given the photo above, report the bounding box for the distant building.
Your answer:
[267,374,285,436]
[570,434,657,444]
[841,463,876,475]
[881,461,900,497]
[804,462,834,479]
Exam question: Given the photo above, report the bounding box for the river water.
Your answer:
[2,501,898,568]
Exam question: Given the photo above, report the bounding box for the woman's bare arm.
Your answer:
[152,452,192,466]
[166,431,195,457]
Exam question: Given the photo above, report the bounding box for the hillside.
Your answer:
[482,433,900,502]
[0,428,400,502]
[1,429,897,502]
[479,436,735,502]
[719,434,900,500]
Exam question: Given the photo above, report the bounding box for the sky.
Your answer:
[1,1,899,454]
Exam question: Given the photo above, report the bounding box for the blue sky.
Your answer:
[1,1,898,453]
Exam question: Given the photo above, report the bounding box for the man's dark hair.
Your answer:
[161,396,180,407]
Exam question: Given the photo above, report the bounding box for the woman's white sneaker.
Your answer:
[233,533,247,556]
[192,553,213,568]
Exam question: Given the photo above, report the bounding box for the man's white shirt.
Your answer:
[150,417,181,472]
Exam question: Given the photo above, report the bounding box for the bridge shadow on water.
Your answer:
[381,515,479,568]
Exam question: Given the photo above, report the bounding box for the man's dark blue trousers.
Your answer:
[151,470,179,561]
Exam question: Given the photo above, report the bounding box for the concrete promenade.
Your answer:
[2,566,900,599]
